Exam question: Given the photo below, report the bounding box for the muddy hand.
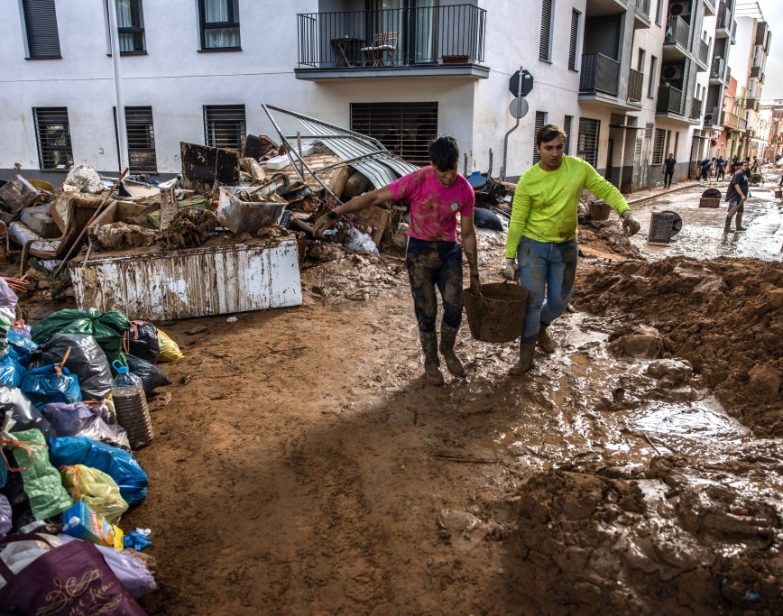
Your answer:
[502,258,519,282]
[621,211,641,237]
[313,211,339,237]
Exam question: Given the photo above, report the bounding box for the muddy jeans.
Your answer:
[664,171,673,188]
[405,238,463,333]
[517,237,578,342]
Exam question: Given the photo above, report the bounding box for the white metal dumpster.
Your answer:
[70,239,302,320]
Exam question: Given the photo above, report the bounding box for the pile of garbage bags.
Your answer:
[0,276,184,612]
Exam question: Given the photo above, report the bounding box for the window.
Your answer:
[539,0,554,62]
[107,0,146,54]
[568,10,579,71]
[204,105,246,150]
[115,107,157,173]
[576,117,600,167]
[564,115,573,155]
[655,0,663,25]
[350,102,437,166]
[648,56,658,98]
[533,111,547,163]
[33,107,73,170]
[637,49,646,73]
[652,128,666,164]
[199,0,240,50]
[21,0,61,59]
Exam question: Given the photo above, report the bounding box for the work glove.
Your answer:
[313,210,339,237]
[469,270,481,296]
[502,258,519,281]
[621,211,641,237]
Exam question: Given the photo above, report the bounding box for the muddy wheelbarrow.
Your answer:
[464,282,527,343]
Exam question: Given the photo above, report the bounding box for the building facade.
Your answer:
[0,0,772,191]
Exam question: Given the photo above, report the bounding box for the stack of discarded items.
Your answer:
[0,275,184,612]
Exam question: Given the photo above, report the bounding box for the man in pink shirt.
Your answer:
[314,137,480,386]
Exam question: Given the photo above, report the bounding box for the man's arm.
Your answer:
[461,214,480,293]
[313,187,393,235]
[505,182,531,259]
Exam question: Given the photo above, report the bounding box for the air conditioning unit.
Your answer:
[662,65,684,81]
[669,0,691,18]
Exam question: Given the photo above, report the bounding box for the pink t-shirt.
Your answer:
[388,166,475,242]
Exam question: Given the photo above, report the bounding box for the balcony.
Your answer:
[657,84,683,116]
[710,57,727,84]
[724,110,739,129]
[633,0,651,28]
[755,21,768,46]
[295,4,488,80]
[747,98,760,112]
[627,68,643,103]
[697,40,710,69]
[705,105,722,127]
[690,97,703,121]
[664,15,690,59]
[704,0,716,16]
[579,53,620,96]
[716,4,734,40]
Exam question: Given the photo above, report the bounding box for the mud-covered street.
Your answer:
[129,179,782,615]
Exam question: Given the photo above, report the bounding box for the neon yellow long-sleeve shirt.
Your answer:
[505,156,629,258]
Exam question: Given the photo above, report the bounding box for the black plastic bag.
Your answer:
[474,207,504,231]
[125,354,171,395]
[127,321,160,364]
[39,333,112,401]
[0,386,53,439]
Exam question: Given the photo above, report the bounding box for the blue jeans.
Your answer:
[517,237,578,342]
[406,238,463,333]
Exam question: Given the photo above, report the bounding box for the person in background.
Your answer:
[716,155,726,181]
[699,158,713,185]
[503,124,640,375]
[314,137,480,386]
[724,160,750,233]
[662,153,676,189]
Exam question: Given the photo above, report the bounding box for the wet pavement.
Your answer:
[631,174,783,262]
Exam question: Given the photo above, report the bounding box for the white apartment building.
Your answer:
[0,0,751,191]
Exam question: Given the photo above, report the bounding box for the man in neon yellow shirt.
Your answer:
[504,124,640,375]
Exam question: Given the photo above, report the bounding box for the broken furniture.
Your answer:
[360,32,398,67]
[180,142,240,193]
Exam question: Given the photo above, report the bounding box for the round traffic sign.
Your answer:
[509,97,529,119]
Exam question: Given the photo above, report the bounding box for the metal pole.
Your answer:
[501,65,524,181]
[107,0,129,175]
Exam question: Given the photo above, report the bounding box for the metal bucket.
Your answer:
[588,201,611,221]
[464,282,527,343]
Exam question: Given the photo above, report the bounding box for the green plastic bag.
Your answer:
[31,309,130,368]
[11,429,73,520]
[60,464,129,524]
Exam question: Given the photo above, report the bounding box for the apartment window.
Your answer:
[539,0,554,62]
[637,49,646,73]
[652,128,665,164]
[106,0,146,54]
[648,56,658,98]
[655,0,663,25]
[568,10,579,71]
[351,102,437,166]
[564,115,573,155]
[577,117,600,168]
[115,107,157,173]
[33,107,73,170]
[533,112,547,163]
[199,0,240,50]
[21,0,61,59]
[204,105,246,150]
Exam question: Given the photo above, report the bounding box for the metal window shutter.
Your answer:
[539,0,553,61]
[568,11,579,70]
[115,106,157,173]
[577,118,600,168]
[533,111,547,163]
[33,107,72,170]
[563,115,573,155]
[652,129,665,164]
[22,0,61,58]
[350,102,438,166]
[204,105,246,151]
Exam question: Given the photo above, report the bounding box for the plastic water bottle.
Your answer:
[111,360,153,449]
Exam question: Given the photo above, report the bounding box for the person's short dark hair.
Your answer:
[429,136,459,171]
[536,124,567,147]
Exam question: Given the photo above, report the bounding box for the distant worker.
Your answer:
[662,153,676,189]
[503,124,640,375]
[699,158,712,185]
[724,160,750,233]
[314,137,480,386]
[716,155,726,181]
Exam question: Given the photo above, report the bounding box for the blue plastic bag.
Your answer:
[7,328,38,366]
[21,364,82,406]
[0,350,25,388]
[48,436,148,506]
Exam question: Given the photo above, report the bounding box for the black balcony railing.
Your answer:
[628,68,643,102]
[699,40,709,64]
[690,97,703,120]
[657,84,683,114]
[717,4,732,33]
[296,5,486,69]
[665,15,689,49]
[579,53,620,96]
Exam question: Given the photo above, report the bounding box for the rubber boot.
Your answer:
[724,215,733,233]
[509,338,536,376]
[735,211,747,231]
[420,330,444,386]
[537,324,556,354]
[439,324,466,378]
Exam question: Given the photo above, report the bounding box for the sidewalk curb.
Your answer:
[625,182,701,208]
